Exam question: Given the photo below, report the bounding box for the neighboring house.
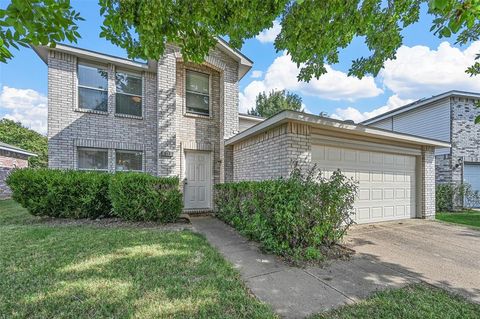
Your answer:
[34,42,448,223]
[363,91,480,207]
[238,113,264,132]
[0,142,36,199]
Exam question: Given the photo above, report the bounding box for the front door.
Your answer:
[184,151,212,210]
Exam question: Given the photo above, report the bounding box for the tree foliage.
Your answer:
[248,90,303,118]
[0,0,82,62]
[0,119,48,168]
[1,0,479,81]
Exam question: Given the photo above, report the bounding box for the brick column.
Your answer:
[420,146,436,219]
[157,46,178,176]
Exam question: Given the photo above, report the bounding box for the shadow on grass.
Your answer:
[0,203,275,318]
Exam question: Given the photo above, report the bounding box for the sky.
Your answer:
[1,1,480,135]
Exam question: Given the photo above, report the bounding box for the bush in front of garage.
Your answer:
[6,168,111,218]
[215,164,358,261]
[7,169,183,222]
[109,172,183,222]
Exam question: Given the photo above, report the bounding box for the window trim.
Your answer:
[77,147,109,171]
[114,69,144,119]
[115,149,144,172]
[76,63,109,114]
[184,69,212,118]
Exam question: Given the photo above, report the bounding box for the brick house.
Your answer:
[0,142,36,199]
[363,91,480,207]
[34,41,448,223]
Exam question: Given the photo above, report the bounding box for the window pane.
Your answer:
[78,64,108,90]
[116,72,142,95]
[78,148,108,170]
[78,87,108,111]
[186,70,209,95]
[186,92,209,115]
[116,151,143,171]
[116,93,142,116]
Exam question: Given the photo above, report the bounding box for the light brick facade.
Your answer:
[46,44,240,210]
[432,97,480,184]
[0,149,30,199]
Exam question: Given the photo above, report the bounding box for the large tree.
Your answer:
[248,90,303,118]
[0,119,48,168]
[1,0,478,80]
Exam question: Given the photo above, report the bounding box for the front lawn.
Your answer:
[437,210,480,228]
[312,284,480,319]
[0,200,275,318]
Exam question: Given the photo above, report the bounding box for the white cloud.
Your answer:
[250,70,263,79]
[380,41,480,99]
[256,21,281,43]
[330,94,414,123]
[0,86,47,135]
[239,53,383,112]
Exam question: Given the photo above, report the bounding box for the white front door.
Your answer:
[184,151,212,210]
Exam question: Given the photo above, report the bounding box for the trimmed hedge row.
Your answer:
[7,168,183,222]
[215,167,358,261]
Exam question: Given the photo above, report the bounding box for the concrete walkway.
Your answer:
[191,217,418,318]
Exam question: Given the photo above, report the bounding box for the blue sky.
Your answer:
[1,0,479,134]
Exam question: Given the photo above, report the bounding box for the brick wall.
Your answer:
[420,146,436,219]
[47,51,158,173]
[0,150,29,199]
[47,45,240,186]
[233,122,311,181]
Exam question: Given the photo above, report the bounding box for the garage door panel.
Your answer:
[312,145,416,224]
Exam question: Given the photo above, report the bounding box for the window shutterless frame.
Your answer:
[114,149,144,172]
[115,69,144,118]
[77,147,109,171]
[184,69,211,117]
[77,63,109,112]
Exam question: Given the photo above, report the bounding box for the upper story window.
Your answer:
[186,70,210,116]
[115,71,143,117]
[115,150,143,172]
[77,147,108,171]
[78,64,108,112]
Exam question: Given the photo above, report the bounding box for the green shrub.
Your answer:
[6,168,111,218]
[436,182,480,211]
[215,164,358,261]
[109,173,182,222]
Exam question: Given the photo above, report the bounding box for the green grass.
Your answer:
[0,200,276,319]
[437,210,480,228]
[312,284,480,319]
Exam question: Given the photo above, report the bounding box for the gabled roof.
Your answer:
[227,110,451,148]
[33,38,253,80]
[0,141,37,157]
[362,90,480,125]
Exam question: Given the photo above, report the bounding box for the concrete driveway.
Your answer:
[345,219,480,303]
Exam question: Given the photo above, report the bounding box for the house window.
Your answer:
[186,70,210,116]
[77,148,108,171]
[115,150,143,171]
[115,71,143,117]
[77,64,108,112]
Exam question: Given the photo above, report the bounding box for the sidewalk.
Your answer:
[191,216,417,318]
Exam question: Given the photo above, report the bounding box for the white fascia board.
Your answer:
[0,146,37,157]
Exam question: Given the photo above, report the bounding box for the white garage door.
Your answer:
[312,144,416,224]
[464,163,480,208]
